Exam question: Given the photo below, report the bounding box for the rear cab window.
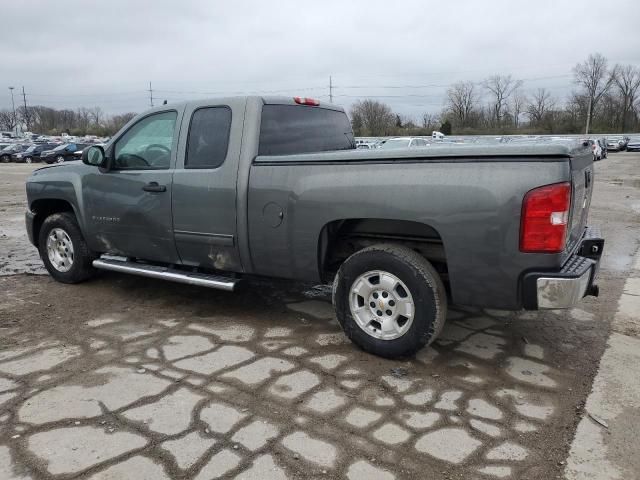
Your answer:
[258,104,355,156]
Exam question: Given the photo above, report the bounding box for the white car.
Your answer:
[379,137,430,149]
[587,139,602,161]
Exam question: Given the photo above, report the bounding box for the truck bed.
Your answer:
[248,141,593,310]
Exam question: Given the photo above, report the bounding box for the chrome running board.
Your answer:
[93,256,238,291]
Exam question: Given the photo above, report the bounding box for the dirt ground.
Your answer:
[0,153,639,480]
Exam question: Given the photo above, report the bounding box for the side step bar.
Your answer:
[92,256,238,291]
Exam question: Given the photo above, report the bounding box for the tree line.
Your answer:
[351,53,640,136]
[0,105,136,137]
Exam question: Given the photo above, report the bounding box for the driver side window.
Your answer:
[113,111,177,170]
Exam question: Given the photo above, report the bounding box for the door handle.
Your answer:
[142,182,166,193]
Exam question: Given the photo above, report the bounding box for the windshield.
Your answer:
[379,139,411,149]
[25,145,37,153]
[53,144,68,151]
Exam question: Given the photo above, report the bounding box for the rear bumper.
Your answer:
[522,226,604,309]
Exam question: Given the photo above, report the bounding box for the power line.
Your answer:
[153,86,324,95]
[25,91,144,98]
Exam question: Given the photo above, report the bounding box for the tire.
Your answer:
[0,154,9,163]
[333,244,447,358]
[25,156,32,164]
[38,212,96,284]
[55,155,65,163]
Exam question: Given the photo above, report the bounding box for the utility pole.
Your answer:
[21,86,29,131]
[8,87,17,136]
[585,96,592,135]
[329,76,333,103]
[148,81,154,108]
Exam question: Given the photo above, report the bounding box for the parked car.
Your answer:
[25,96,604,358]
[583,139,601,161]
[356,143,376,150]
[1,143,28,162]
[606,136,625,152]
[379,137,430,149]
[13,143,58,163]
[626,137,640,152]
[40,143,89,164]
[597,138,607,159]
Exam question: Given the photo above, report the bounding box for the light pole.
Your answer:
[8,86,17,137]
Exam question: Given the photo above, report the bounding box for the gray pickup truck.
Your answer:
[25,96,604,358]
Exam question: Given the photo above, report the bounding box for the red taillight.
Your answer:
[294,97,320,106]
[520,182,571,253]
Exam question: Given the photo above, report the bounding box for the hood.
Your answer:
[30,161,88,177]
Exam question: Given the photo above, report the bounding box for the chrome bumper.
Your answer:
[536,267,593,309]
[522,226,604,310]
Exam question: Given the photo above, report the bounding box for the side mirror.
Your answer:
[82,145,106,167]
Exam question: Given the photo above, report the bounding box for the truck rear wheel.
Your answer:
[333,244,447,358]
[38,212,96,284]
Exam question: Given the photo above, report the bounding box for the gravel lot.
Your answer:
[1,153,639,479]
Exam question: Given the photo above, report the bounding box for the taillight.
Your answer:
[520,182,571,253]
[294,97,320,106]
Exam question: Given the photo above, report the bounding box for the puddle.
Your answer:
[608,178,640,188]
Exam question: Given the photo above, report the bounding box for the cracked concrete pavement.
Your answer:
[1,153,639,479]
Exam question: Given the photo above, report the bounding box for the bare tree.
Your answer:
[76,107,92,131]
[573,53,614,133]
[483,75,523,126]
[612,64,640,132]
[350,100,395,136]
[0,110,17,131]
[446,81,476,128]
[526,88,556,126]
[89,106,104,126]
[108,112,137,133]
[421,112,440,130]
[511,88,527,129]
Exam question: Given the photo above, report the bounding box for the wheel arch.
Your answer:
[317,218,448,285]
[30,199,77,248]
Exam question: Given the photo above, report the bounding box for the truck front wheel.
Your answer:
[333,244,447,358]
[38,212,96,284]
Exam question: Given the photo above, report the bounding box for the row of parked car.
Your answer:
[606,135,639,152]
[0,140,101,164]
[355,134,640,160]
[587,135,640,161]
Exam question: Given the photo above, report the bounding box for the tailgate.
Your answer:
[567,151,594,252]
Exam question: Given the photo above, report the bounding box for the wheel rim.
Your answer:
[349,270,415,340]
[25,157,32,163]
[56,155,64,163]
[46,228,74,272]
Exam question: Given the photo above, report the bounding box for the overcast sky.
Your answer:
[1,0,639,119]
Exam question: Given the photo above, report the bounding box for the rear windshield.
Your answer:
[258,105,355,156]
